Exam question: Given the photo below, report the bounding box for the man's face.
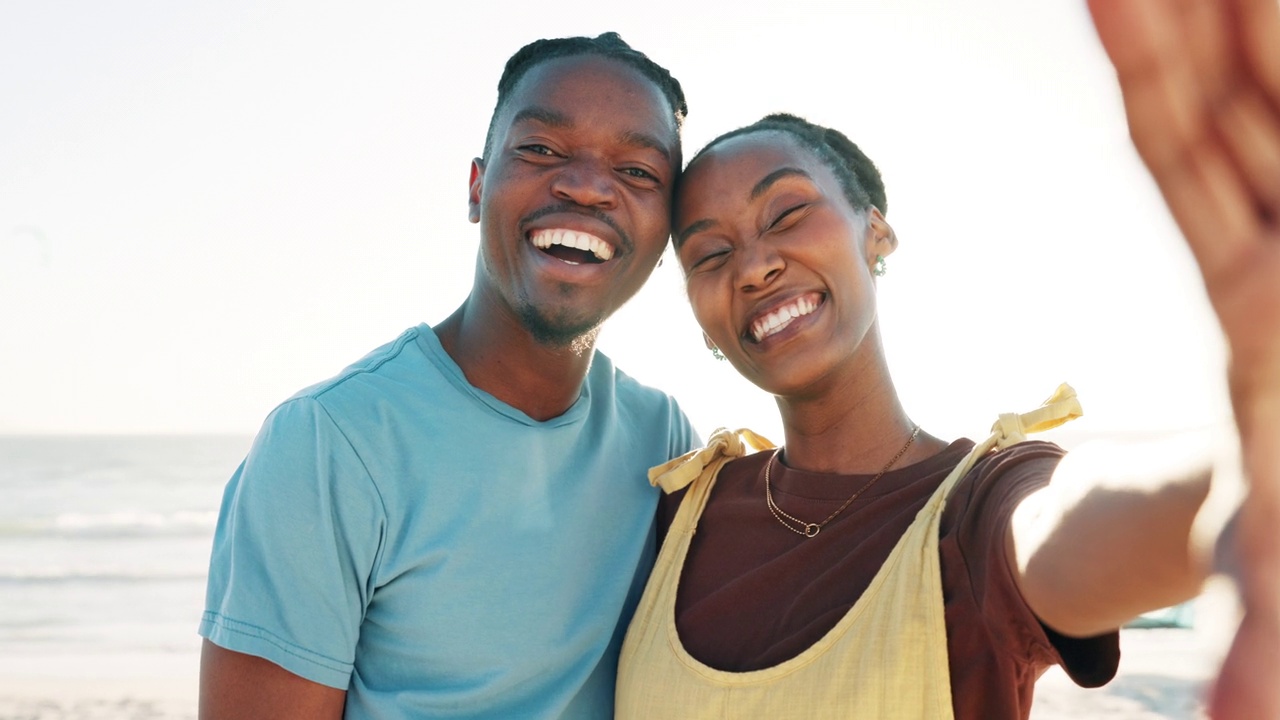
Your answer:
[468,55,680,347]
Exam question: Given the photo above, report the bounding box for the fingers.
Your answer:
[1218,87,1280,216]
[1235,0,1280,111]
[1089,0,1273,285]
[1210,610,1280,719]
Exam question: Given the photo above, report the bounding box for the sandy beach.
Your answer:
[0,632,1214,720]
[0,621,1229,720]
[0,649,198,720]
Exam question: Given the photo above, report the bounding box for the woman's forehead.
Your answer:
[679,132,829,203]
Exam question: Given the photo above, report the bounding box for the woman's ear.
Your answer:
[862,208,898,279]
[865,207,898,265]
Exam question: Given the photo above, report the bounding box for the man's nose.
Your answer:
[550,157,619,209]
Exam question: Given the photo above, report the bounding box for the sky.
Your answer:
[0,1,1231,443]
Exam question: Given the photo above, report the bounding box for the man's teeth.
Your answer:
[530,229,615,261]
[751,297,818,342]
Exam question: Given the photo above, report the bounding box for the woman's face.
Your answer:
[673,131,891,397]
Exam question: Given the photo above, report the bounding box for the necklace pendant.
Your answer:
[804,523,821,538]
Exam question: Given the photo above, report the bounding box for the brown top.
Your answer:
[659,439,1119,720]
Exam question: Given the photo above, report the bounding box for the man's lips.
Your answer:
[529,228,615,263]
[744,292,824,343]
[520,204,631,261]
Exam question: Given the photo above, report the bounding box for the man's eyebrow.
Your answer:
[750,167,812,200]
[674,219,715,248]
[509,106,573,129]
[618,130,672,161]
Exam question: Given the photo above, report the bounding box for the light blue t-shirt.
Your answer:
[200,324,697,719]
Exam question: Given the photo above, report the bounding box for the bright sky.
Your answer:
[0,1,1230,442]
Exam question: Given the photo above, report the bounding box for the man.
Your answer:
[198,33,697,719]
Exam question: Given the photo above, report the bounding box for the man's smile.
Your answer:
[530,228,615,264]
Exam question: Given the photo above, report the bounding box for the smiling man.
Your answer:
[197,34,697,720]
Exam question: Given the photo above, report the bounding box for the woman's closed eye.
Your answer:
[768,204,809,231]
[684,244,732,272]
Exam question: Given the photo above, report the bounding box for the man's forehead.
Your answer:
[501,55,678,138]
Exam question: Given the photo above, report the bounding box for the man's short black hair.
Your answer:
[482,32,688,160]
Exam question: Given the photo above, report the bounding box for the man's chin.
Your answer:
[517,305,604,355]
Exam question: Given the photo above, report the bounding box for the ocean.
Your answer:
[0,435,1217,719]
[0,435,252,716]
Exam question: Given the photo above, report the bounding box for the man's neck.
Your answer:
[433,299,597,422]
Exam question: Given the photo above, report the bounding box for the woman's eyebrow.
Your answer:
[750,167,812,200]
[674,219,714,249]
[676,167,815,247]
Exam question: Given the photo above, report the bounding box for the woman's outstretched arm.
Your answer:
[1023,1,1280,716]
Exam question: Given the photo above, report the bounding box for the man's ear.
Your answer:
[468,158,485,224]
[865,207,898,263]
[703,332,717,351]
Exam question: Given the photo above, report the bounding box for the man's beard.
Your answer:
[516,297,603,357]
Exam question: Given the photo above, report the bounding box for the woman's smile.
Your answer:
[744,291,825,344]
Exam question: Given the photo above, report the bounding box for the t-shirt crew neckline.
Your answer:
[415,322,591,428]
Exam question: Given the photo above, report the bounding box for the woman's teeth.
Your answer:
[750,296,818,342]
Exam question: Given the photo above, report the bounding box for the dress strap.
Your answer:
[649,427,776,494]
[939,383,1083,500]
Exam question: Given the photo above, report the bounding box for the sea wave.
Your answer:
[0,510,217,538]
[0,567,207,585]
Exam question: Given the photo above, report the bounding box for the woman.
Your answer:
[616,3,1280,717]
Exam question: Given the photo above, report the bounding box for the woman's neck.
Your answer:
[773,349,944,475]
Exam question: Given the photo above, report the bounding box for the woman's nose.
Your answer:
[735,240,784,291]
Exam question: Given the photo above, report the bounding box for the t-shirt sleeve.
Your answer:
[947,441,1120,688]
[199,397,386,689]
[668,397,702,458]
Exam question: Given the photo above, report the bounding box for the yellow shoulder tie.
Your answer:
[989,383,1082,450]
[650,384,1079,496]
[649,427,776,494]
[936,383,1083,502]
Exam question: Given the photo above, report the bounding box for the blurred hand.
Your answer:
[1088,0,1280,717]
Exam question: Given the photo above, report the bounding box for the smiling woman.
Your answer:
[674,120,892,399]
[620,115,1106,720]
[614,0,1280,706]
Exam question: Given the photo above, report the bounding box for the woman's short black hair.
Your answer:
[687,113,885,216]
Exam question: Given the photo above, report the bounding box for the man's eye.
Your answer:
[521,144,556,156]
[622,167,658,181]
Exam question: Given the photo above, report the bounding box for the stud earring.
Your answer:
[872,255,887,277]
[710,346,726,361]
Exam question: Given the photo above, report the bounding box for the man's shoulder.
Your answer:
[589,351,681,410]
[589,351,698,452]
[286,324,433,405]
[244,325,443,467]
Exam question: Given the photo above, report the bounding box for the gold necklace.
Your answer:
[764,425,921,538]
